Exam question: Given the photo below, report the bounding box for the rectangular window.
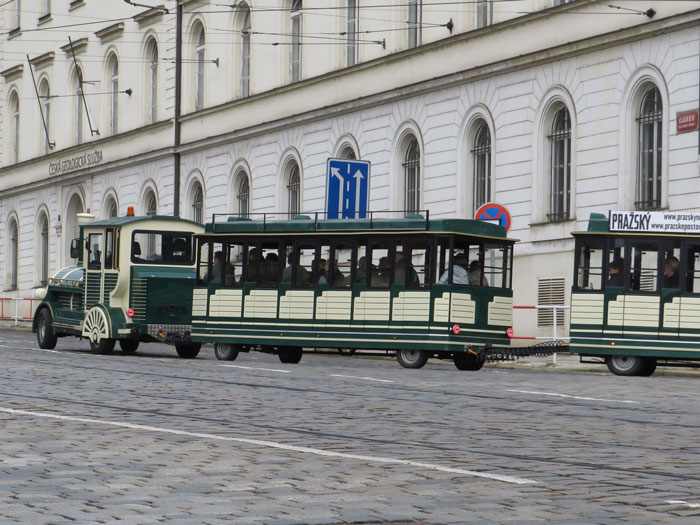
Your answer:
[686,245,700,294]
[87,233,103,270]
[369,241,390,288]
[15,0,21,29]
[330,241,352,288]
[346,0,358,66]
[537,277,566,328]
[662,242,681,290]
[476,0,490,29]
[574,240,604,291]
[407,0,420,48]
[282,242,313,287]
[291,1,302,82]
[630,241,659,292]
[105,229,115,270]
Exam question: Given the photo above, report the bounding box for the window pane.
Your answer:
[575,240,603,290]
[630,241,659,292]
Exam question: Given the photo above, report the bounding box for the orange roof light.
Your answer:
[127,206,135,216]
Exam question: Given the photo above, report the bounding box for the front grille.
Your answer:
[85,273,101,309]
[103,273,118,305]
[130,276,148,322]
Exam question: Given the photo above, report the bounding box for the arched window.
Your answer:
[195,24,206,111]
[74,67,83,144]
[472,121,491,212]
[240,4,251,97]
[339,145,356,160]
[9,219,19,290]
[108,54,119,134]
[407,0,421,48]
[39,79,51,154]
[39,214,49,286]
[403,137,420,213]
[192,182,204,224]
[148,39,158,123]
[288,163,301,216]
[237,173,250,218]
[145,190,157,216]
[346,0,358,66]
[9,91,20,163]
[105,196,118,218]
[548,107,571,220]
[636,86,662,210]
[290,0,302,82]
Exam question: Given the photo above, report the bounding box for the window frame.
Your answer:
[472,121,491,213]
[403,137,420,213]
[195,24,206,111]
[635,86,663,211]
[290,0,303,82]
[548,106,571,221]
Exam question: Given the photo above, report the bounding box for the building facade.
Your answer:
[1,0,699,336]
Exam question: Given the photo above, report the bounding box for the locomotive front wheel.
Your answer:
[396,349,428,369]
[215,343,240,361]
[176,343,201,359]
[37,309,58,350]
[119,339,140,354]
[605,355,652,376]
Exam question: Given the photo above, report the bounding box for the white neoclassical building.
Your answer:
[0,0,698,336]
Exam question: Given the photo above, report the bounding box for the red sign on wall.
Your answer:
[677,109,699,133]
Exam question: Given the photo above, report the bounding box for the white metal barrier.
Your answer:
[0,297,38,326]
[512,304,570,364]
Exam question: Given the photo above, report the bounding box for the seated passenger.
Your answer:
[262,252,278,284]
[375,256,390,287]
[663,257,680,288]
[246,248,262,282]
[319,259,344,285]
[395,251,420,286]
[204,251,235,285]
[468,260,489,286]
[438,253,469,285]
[607,259,624,287]
[282,253,311,286]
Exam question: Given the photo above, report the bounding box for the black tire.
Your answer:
[176,343,201,359]
[605,355,648,376]
[338,348,357,356]
[90,338,116,354]
[639,358,657,377]
[119,339,140,354]
[278,346,303,364]
[215,343,239,361]
[396,349,428,369]
[454,352,485,371]
[37,309,58,350]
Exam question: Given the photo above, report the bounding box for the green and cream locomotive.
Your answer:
[33,210,204,357]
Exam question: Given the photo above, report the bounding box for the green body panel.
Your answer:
[129,266,197,326]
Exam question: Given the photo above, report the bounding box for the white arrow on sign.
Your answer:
[353,170,364,218]
[331,167,344,215]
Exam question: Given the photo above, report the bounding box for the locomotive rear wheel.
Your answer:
[605,355,651,376]
[119,340,139,354]
[397,349,428,369]
[90,339,116,354]
[176,343,201,359]
[215,343,240,361]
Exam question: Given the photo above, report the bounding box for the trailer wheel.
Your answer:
[215,343,239,361]
[397,349,428,369]
[37,309,58,350]
[119,340,139,354]
[639,358,657,377]
[279,346,302,364]
[454,352,485,371]
[605,355,649,376]
[176,343,201,359]
[90,339,116,354]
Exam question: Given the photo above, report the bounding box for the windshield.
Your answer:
[131,230,194,265]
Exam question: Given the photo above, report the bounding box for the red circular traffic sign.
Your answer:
[474,202,511,232]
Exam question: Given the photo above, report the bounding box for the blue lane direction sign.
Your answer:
[326,158,370,219]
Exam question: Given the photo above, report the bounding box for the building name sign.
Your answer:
[609,211,700,233]
[676,109,698,133]
[49,149,104,176]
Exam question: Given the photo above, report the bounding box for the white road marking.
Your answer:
[505,389,639,404]
[331,374,394,383]
[0,406,537,485]
[220,365,291,373]
[667,500,700,508]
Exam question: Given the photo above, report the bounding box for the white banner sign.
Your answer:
[609,211,700,233]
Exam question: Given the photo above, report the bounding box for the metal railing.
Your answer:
[0,297,38,325]
[511,304,570,364]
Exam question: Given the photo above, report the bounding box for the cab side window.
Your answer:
[575,240,603,291]
[87,233,103,270]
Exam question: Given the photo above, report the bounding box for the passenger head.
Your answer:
[609,260,623,274]
[214,251,223,263]
[248,248,260,261]
[469,260,481,272]
[454,253,468,267]
[378,256,389,270]
[665,257,680,276]
[395,251,405,262]
[358,256,366,269]
[265,252,278,262]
